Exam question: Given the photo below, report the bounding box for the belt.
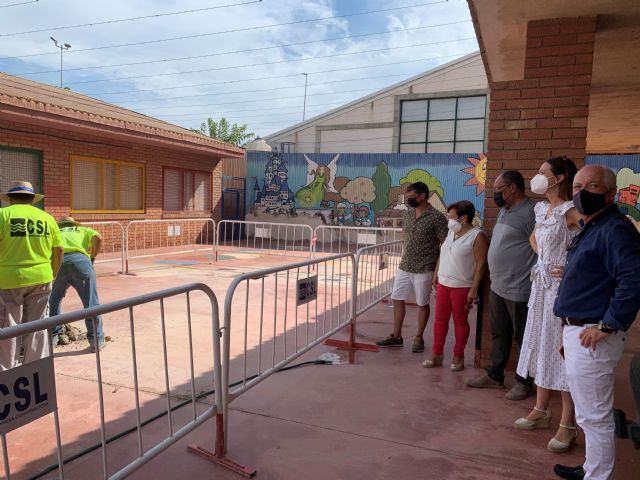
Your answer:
[561,317,595,327]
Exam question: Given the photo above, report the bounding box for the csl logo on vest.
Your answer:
[10,218,50,237]
[0,357,57,435]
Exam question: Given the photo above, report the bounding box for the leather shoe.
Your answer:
[505,382,532,401]
[465,373,505,389]
[553,464,584,479]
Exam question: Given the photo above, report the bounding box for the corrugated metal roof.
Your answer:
[0,72,244,157]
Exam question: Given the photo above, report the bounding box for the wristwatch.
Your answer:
[597,321,616,334]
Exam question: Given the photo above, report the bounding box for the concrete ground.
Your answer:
[2,250,638,479]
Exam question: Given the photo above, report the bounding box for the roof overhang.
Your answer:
[468,0,640,154]
[0,104,244,159]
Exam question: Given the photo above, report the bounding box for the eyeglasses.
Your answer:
[494,183,513,192]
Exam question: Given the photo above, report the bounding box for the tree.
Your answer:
[400,169,444,197]
[370,161,391,212]
[194,117,255,146]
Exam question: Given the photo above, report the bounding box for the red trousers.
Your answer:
[432,283,471,357]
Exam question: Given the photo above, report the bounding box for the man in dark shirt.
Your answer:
[552,165,640,480]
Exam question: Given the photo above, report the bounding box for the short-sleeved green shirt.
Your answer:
[399,206,448,273]
[0,204,62,289]
[60,226,99,257]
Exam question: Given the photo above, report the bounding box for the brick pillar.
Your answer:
[477,16,596,368]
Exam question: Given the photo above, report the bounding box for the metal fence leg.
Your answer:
[186,284,256,477]
[1,433,11,480]
[188,413,256,478]
[324,255,379,357]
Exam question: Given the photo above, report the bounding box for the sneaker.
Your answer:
[376,334,403,348]
[411,336,425,353]
[466,373,505,389]
[505,382,532,401]
[89,342,106,353]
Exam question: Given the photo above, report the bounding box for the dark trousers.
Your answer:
[487,290,532,385]
[631,352,640,419]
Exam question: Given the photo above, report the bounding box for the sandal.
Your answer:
[514,406,551,430]
[422,355,443,368]
[450,356,464,371]
[547,423,578,453]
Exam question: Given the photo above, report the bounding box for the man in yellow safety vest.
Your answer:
[50,216,105,352]
[0,181,64,371]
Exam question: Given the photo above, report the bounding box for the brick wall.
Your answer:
[477,16,596,367]
[0,118,224,252]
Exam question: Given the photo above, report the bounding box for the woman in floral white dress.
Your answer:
[514,157,582,453]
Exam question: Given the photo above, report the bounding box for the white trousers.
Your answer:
[563,325,626,480]
[0,283,52,371]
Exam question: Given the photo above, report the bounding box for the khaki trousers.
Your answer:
[0,282,52,371]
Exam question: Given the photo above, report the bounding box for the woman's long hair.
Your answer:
[547,156,578,200]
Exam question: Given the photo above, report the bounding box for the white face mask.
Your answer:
[530,174,557,195]
[447,218,462,233]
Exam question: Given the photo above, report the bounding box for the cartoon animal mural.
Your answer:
[585,155,640,222]
[246,152,487,229]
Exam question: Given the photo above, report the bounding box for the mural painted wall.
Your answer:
[585,154,640,229]
[246,152,486,229]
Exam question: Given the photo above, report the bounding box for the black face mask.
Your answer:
[573,189,608,215]
[407,197,420,208]
[493,191,506,208]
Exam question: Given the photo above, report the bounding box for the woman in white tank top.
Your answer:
[423,201,488,371]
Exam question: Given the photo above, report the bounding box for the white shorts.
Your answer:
[390,269,433,306]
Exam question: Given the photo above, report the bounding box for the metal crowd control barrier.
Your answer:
[216,220,313,259]
[352,240,404,316]
[125,218,216,274]
[218,253,388,473]
[84,221,126,274]
[0,283,224,480]
[312,225,402,256]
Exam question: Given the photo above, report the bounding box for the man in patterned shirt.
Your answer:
[376,182,448,352]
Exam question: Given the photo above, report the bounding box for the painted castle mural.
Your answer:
[586,154,640,224]
[246,152,487,229]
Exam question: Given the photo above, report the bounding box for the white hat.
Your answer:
[0,181,44,203]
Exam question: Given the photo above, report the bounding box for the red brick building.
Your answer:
[467,0,640,365]
[0,73,243,224]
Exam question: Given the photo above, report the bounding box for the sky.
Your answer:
[0,0,479,139]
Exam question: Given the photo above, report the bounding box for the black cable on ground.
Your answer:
[28,359,331,480]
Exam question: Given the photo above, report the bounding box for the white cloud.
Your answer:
[0,0,479,136]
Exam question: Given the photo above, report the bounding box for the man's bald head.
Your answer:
[573,165,617,195]
[573,165,617,216]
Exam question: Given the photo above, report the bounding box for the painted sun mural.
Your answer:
[462,154,487,196]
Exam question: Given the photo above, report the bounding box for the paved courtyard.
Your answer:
[2,250,638,479]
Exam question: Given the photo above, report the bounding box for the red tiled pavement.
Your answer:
[2,251,638,479]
